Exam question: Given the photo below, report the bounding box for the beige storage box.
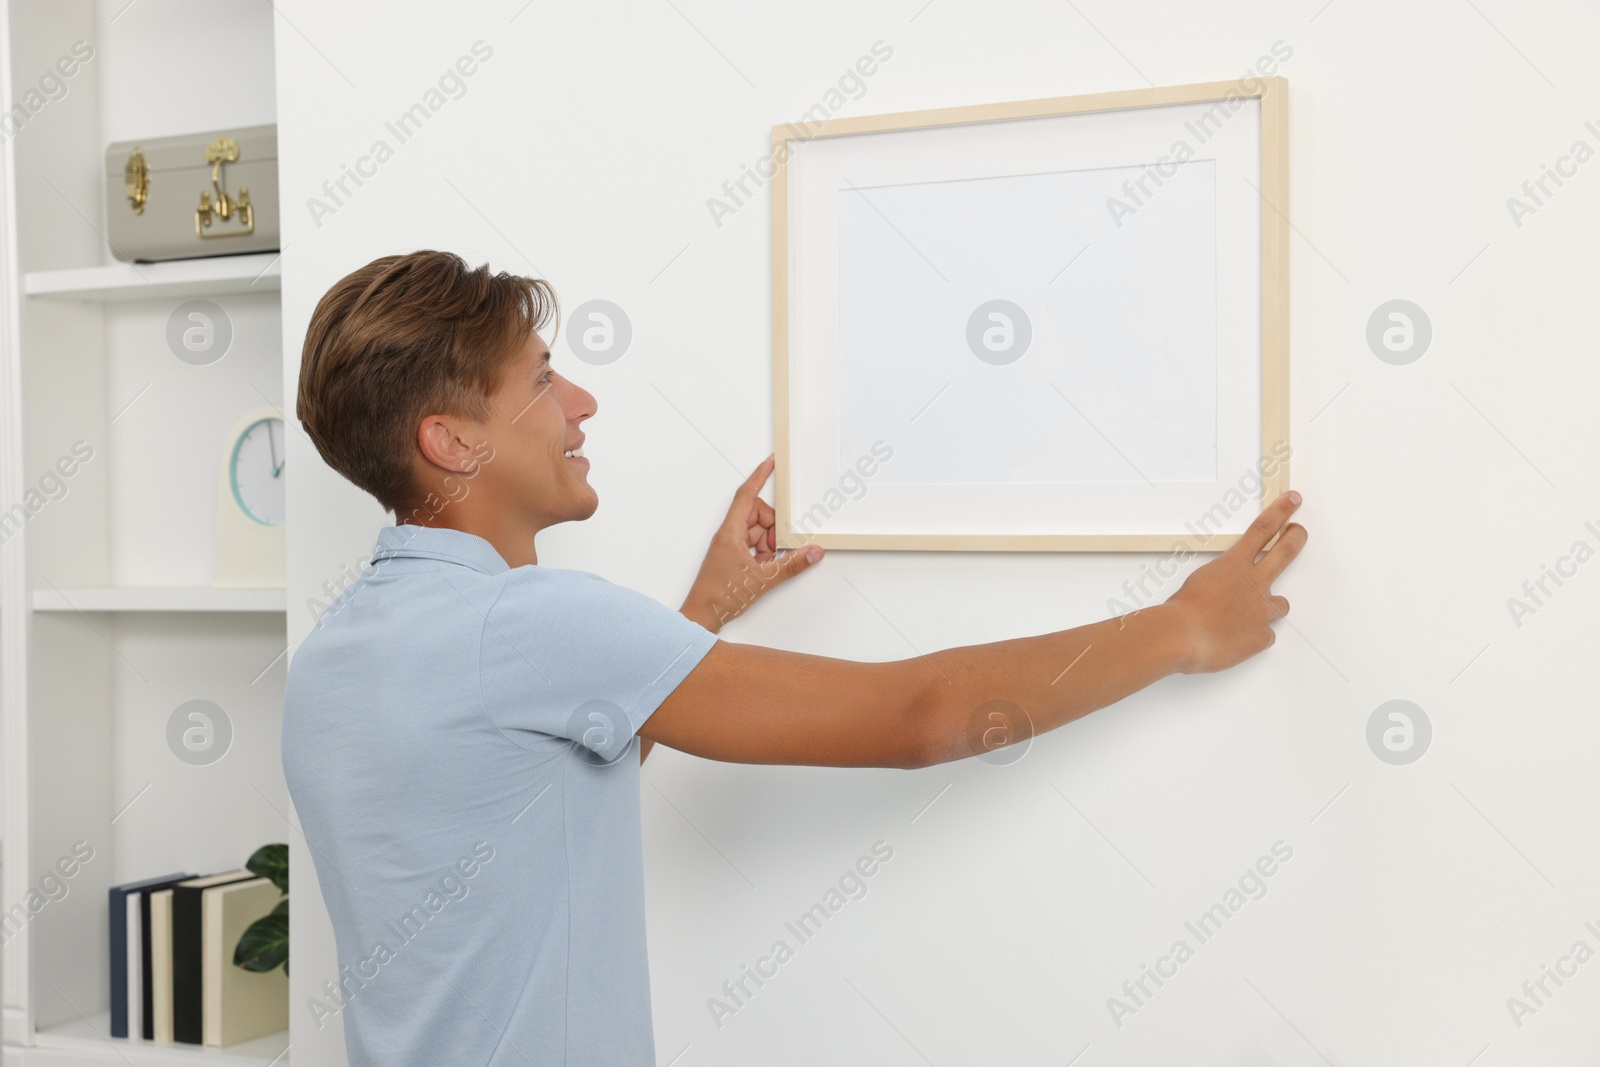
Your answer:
[104,124,279,262]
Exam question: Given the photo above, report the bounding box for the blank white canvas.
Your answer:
[837,159,1218,485]
[785,96,1265,538]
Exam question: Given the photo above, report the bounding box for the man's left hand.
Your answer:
[679,454,823,633]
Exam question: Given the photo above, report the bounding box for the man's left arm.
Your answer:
[642,454,824,765]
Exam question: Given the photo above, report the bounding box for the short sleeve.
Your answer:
[479,567,718,762]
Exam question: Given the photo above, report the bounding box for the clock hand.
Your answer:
[267,420,281,473]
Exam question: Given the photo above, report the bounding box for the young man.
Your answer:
[283,250,1306,1067]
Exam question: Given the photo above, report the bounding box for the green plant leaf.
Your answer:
[233,899,288,974]
[245,843,289,895]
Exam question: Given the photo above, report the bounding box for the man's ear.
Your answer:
[416,415,481,475]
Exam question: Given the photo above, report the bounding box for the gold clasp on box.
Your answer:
[124,146,148,215]
[195,135,254,239]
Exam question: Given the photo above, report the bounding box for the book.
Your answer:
[138,879,174,1039]
[202,877,286,1047]
[107,873,191,1040]
[149,890,174,1043]
[170,870,253,1045]
[127,893,141,1040]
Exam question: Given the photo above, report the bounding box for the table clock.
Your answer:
[214,406,286,587]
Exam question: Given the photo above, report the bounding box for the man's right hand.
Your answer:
[1161,490,1307,674]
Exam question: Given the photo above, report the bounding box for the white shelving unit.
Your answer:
[32,588,287,613]
[0,2,291,1065]
[24,252,281,303]
[35,1011,290,1066]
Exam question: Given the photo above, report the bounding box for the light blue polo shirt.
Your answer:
[282,523,718,1067]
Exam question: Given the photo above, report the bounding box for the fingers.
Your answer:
[743,498,778,559]
[1269,594,1289,618]
[746,542,825,587]
[1256,522,1307,584]
[725,455,776,532]
[777,543,823,580]
[735,454,776,505]
[747,521,774,561]
[1231,490,1302,563]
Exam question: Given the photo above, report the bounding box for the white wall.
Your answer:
[276,1,1600,1063]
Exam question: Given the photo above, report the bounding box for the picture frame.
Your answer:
[771,77,1289,552]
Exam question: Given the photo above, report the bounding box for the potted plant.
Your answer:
[233,843,288,975]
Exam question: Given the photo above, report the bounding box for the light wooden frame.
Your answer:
[771,77,1289,553]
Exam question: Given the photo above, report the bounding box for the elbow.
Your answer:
[902,681,1036,771]
[898,676,962,770]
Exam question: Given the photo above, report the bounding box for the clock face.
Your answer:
[231,417,286,526]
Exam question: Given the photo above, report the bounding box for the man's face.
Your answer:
[478,331,598,528]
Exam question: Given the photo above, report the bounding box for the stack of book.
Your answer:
[108,870,287,1047]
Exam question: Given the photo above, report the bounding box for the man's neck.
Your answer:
[399,510,540,569]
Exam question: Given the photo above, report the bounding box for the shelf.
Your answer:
[34,1011,288,1066]
[32,587,287,613]
[23,253,281,303]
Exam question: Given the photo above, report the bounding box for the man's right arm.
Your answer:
[639,492,1306,770]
